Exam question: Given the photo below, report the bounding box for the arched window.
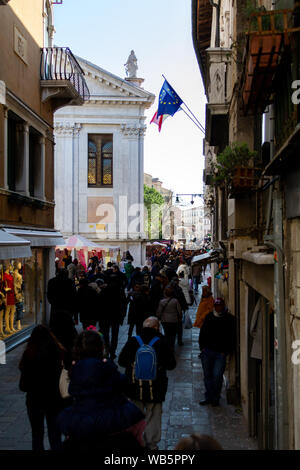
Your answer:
[88,134,113,187]
[88,140,97,185]
[102,142,112,186]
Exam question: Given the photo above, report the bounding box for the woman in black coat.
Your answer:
[19,325,67,450]
[58,330,145,450]
[75,278,100,329]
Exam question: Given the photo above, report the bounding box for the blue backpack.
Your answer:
[133,336,159,400]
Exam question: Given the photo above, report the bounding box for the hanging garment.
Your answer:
[3,273,15,306]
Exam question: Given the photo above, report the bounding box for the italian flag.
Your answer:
[150,111,169,132]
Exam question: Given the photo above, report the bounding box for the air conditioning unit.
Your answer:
[233,238,256,259]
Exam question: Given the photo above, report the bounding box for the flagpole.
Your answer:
[162,74,206,134]
[181,103,205,134]
[180,107,205,134]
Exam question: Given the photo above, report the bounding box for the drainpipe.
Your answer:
[265,188,289,449]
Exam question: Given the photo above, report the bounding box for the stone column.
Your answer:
[3,107,8,190]
[15,122,29,196]
[54,122,74,234]
[73,123,82,235]
[35,135,45,200]
[138,124,147,238]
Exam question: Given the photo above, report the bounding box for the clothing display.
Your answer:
[3,271,15,305]
[0,251,43,338]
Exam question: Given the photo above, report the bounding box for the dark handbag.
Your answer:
[188,289,196,306]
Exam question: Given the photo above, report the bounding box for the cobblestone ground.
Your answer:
[0,284,257,451]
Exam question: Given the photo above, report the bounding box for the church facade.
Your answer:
[54,55,155,265]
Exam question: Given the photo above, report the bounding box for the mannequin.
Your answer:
[24,259,34,316]
[0,277,6,337]
[13,261,24,331]
[3,263,16,334]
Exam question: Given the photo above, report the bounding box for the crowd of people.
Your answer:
[18,244,235,451]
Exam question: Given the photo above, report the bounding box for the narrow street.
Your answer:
[0,280,257,451]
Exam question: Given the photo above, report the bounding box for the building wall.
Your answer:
[0,0,53,123]
[0,0,55,229]
[287,217,300,449]
[54,61,154,265]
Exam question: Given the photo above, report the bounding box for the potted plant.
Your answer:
[212,143,258,196]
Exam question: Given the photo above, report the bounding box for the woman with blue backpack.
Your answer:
[118,316,176,450]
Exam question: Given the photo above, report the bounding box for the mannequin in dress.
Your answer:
[13,261,24,331]
[0,273,6,337]
[3,263,16,334]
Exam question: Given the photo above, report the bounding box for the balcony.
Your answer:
[205,48,232,149]
[241,9,300,116]
[40,47,90,111]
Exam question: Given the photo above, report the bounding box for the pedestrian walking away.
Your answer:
[156,286,182,352]
[191,263,203,293]
[193,285,214,356]
[199,298,235,407]
[47,269,77,324]
[101,265,127,359]
[58,330,145,450]
[118,316,176,450]
[19,325,68,450]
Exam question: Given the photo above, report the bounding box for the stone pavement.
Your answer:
[0,289,257,451]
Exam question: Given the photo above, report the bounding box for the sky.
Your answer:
[53,0,207,207]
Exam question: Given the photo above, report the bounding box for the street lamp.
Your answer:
[174,193,203,205]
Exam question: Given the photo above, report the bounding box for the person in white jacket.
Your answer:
[176,262,191,304]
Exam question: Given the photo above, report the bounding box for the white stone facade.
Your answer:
[54,56,155,266]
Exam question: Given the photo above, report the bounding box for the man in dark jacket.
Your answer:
[169,276,189,346]
[101,265,127,360]
[47,269,77,324]
[149,273,164,314]
[118,316,176,450]
[75,279,100,329]
[199,298,236,407]
[128,267,144,290]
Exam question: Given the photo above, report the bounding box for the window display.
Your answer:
[0,248,45,340]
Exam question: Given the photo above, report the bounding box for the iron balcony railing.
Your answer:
[40,47,90,101]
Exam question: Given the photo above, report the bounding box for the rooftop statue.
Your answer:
[124,50,138,78]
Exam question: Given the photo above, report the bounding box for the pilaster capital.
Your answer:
[120,124,147,137]
[73,123,82,136]
[54,122,79,136]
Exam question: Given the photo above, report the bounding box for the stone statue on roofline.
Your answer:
[124,50,138,78]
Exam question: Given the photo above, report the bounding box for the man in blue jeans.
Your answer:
[199,298,235,407]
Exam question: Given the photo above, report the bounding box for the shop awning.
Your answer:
[242,251,274,265]
[0,230,32,260]
[191,251,219,265]
[4,228,65,247]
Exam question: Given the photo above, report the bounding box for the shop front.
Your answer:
[0,227,65,351]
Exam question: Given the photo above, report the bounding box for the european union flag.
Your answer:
[157,80,183,118]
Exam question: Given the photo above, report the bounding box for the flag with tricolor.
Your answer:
[150,79,183,132]
[150,111,169,132]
